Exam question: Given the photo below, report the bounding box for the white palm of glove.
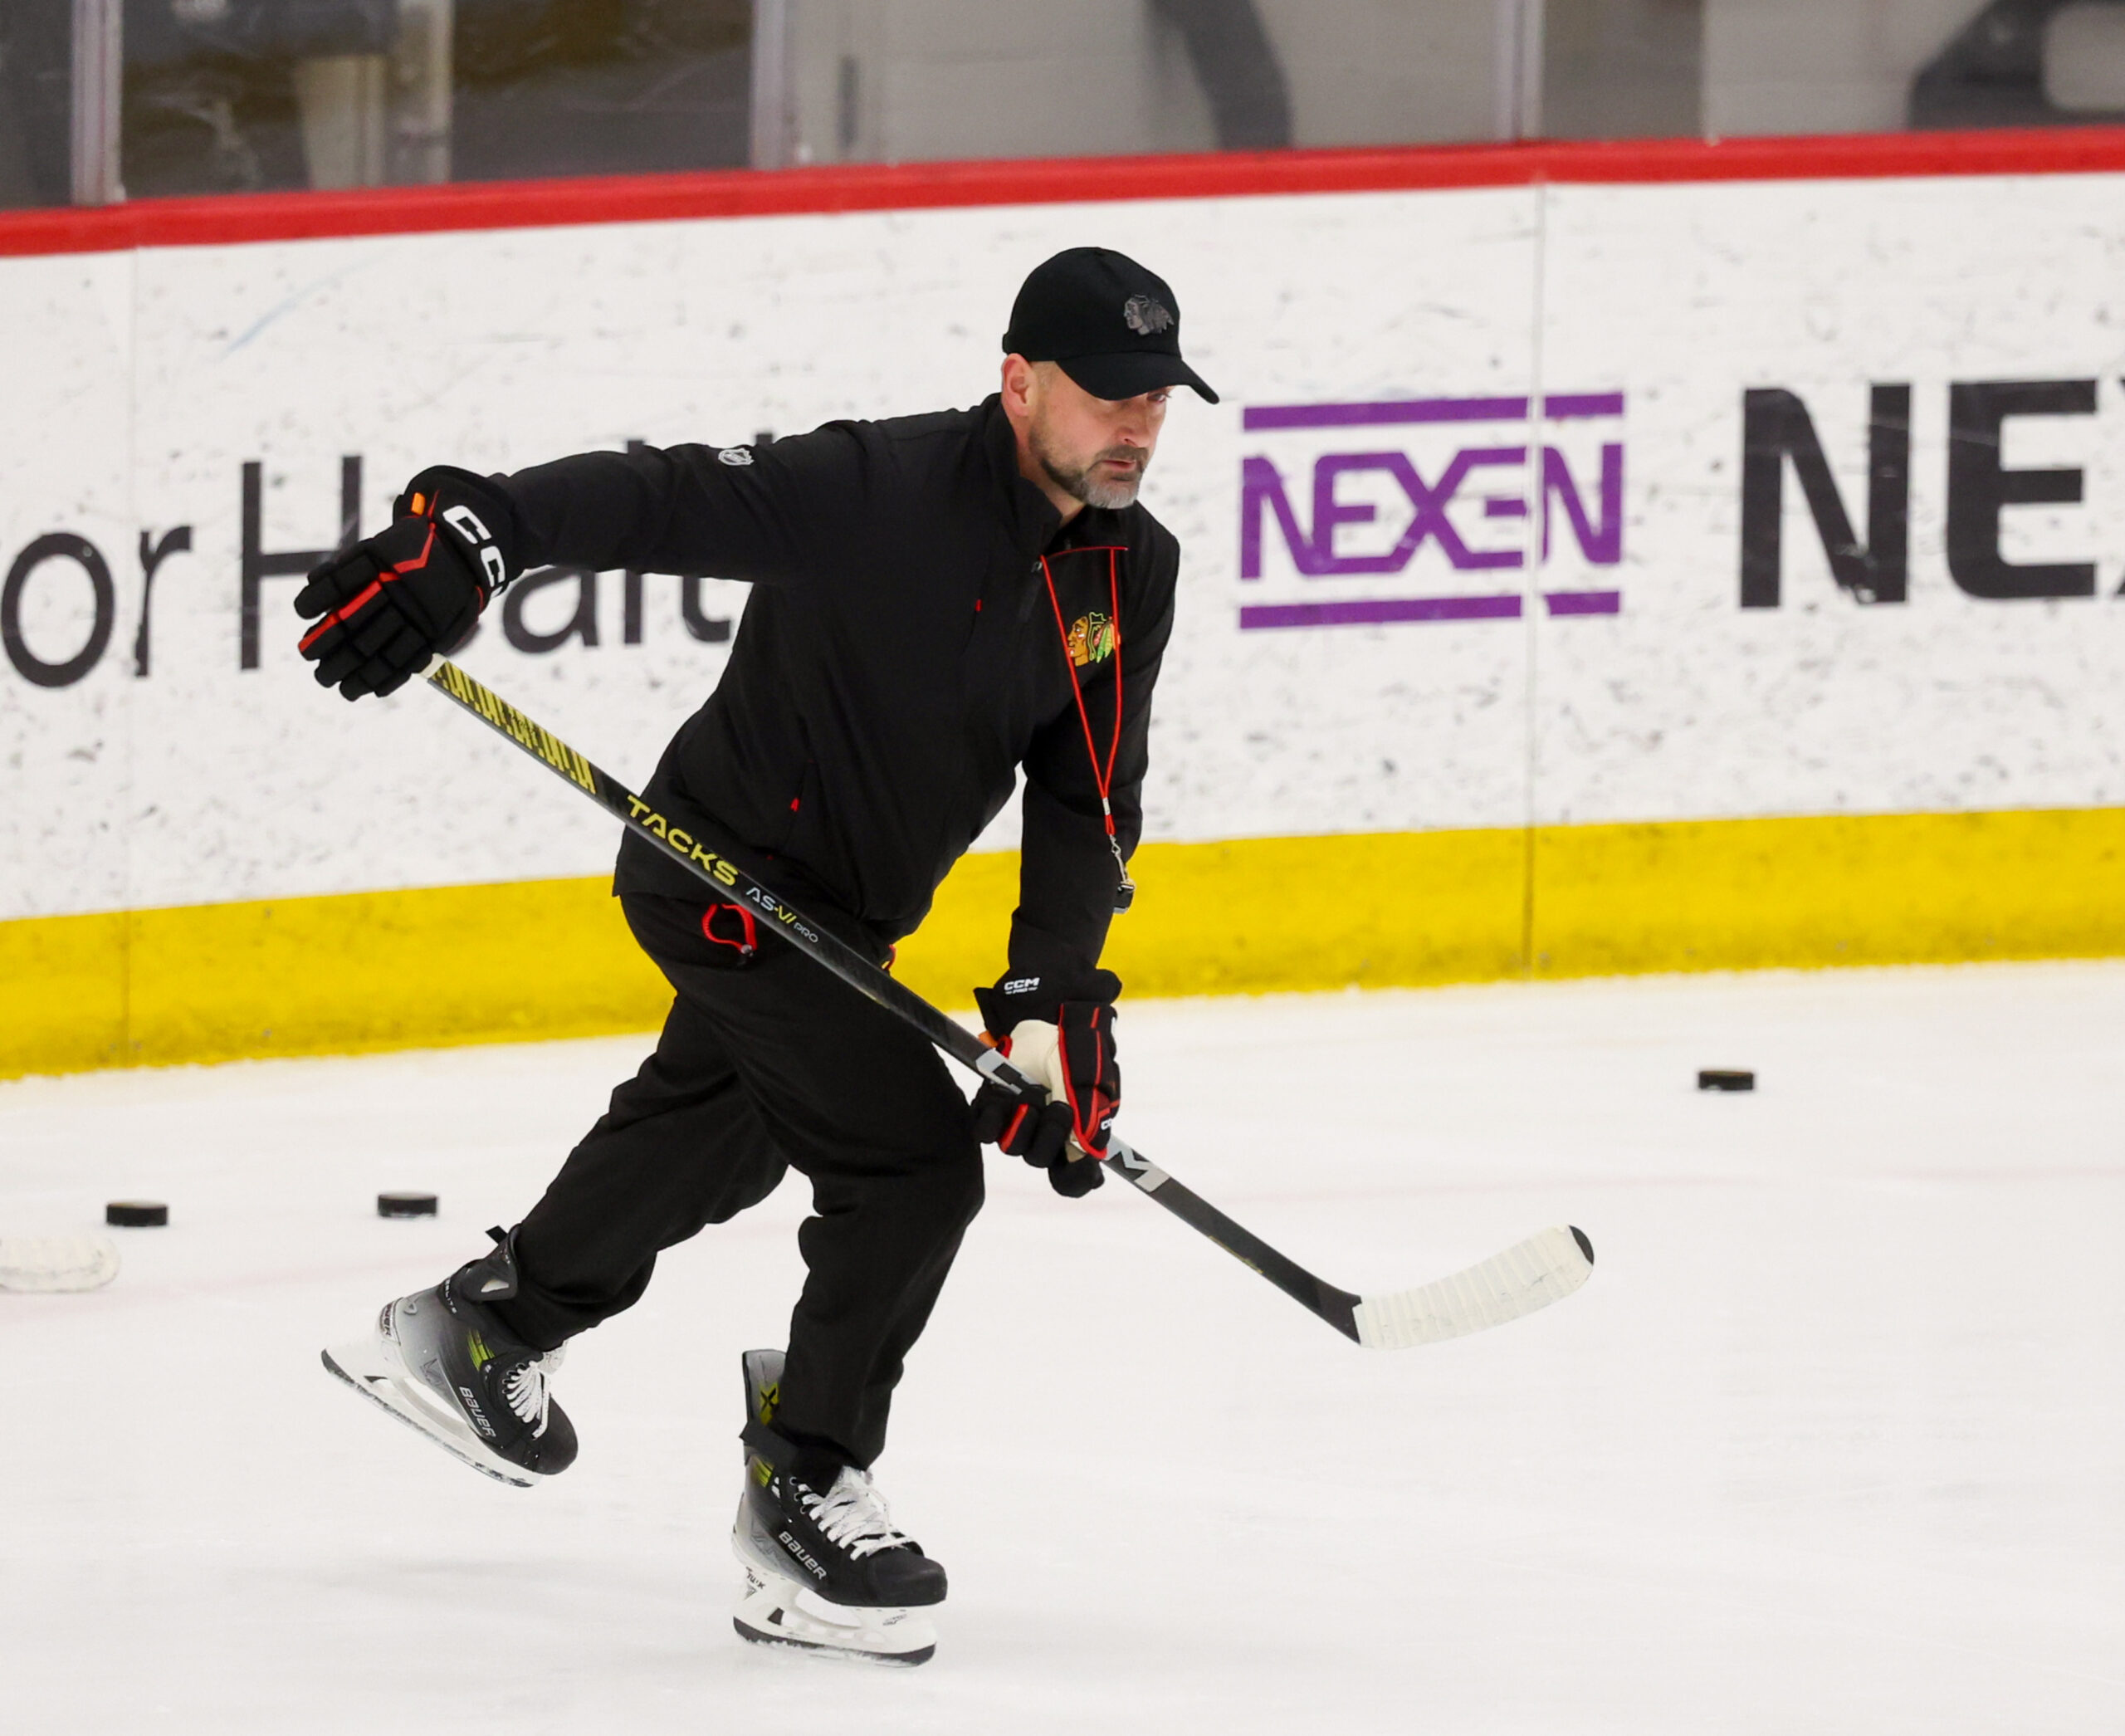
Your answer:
[1000,1019,1092,1154]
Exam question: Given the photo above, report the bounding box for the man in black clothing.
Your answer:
[310,247,1214,1662]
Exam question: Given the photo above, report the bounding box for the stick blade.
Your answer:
[1352,1225,1593,1350]
[0,1234,121,1293]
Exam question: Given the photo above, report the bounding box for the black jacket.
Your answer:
[479,395,1179,989]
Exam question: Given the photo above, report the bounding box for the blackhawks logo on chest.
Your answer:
[1063,611,1116,668]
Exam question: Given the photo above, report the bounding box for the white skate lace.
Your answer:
[799,1469,915,1562]
[501,1346,565,1436]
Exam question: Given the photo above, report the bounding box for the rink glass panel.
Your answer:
[12,3,2125,213]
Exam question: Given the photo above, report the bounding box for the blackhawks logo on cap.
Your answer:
[1122,294,1173,336]
[1064,611,1116,668]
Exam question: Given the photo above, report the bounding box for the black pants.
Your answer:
[496,893,984,1472]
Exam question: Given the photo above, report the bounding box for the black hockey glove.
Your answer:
[294,468,515,700]
[970,970,1121,1197]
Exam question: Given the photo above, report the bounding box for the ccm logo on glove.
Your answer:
[440,504,507,589]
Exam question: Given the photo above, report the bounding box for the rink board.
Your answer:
[7,806,2123,1075]
[3,137,2124,1073]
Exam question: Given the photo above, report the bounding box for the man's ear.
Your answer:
[1000,353,1036,420]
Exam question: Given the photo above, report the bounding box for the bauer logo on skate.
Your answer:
[1237,393,1624,631]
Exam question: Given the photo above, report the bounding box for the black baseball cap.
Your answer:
[1003,247,1219,404]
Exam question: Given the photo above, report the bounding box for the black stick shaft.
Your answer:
[421,658,1360,1340]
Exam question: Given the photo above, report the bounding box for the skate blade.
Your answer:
[734,1566,936,1666]
[0,1235,119,1293]
[320,1341,535,1489]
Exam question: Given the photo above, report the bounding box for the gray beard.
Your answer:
[1033,433,1147,511]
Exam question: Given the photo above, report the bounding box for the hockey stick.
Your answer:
[416,657,1593,1349]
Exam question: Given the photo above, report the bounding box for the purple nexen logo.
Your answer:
[1238,393,1624,630]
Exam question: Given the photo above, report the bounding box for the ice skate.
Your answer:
[322,1225,576,1488]
[730,1348,943,1665]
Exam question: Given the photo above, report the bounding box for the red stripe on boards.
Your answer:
[4,126,2125,260]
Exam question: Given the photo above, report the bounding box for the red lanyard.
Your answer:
[1037,545,1135,913]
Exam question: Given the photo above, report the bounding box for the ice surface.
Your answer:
[3,964,2122,1734]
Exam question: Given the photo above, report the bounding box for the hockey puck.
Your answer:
[1698,1069,1756,1093]
[105,1200,169,1227]
[377,1191,438,1219]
